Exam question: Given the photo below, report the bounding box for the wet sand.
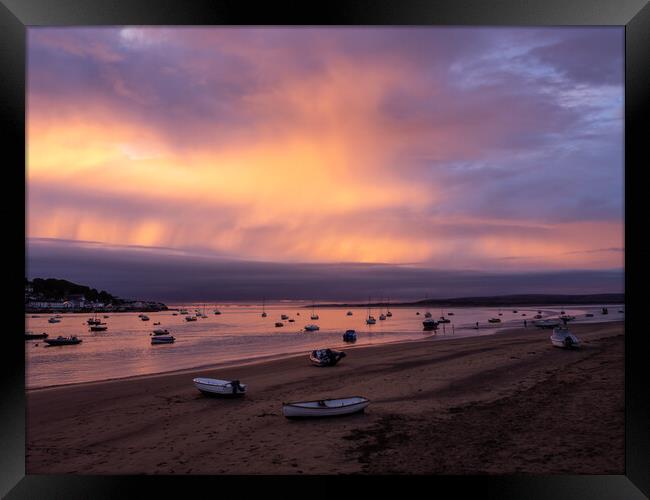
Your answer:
[26,321,624,474]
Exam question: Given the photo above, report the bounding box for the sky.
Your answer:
[26,27,624,301]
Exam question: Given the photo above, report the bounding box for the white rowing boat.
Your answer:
[193,378,247,396]
[282,396,369,418]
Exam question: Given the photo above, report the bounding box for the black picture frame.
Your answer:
[2,0,648,497]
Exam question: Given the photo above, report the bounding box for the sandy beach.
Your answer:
[26,321,624,474]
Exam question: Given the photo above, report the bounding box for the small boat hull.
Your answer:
[283,396,369,418]
[151,335,175,344]
[193,378,247,396]
[44,337,82,346]
[310,349,346,367]
[550,328,580,349]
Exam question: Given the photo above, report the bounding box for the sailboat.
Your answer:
[386,297,392,317]
[261,299,267,318]
[366,298,376,325]
[214,305,222,315]
[310,301,319,320]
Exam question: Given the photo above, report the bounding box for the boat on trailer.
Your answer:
[282,396,369,418]
[193,377,247,396]
[550,327,580,349]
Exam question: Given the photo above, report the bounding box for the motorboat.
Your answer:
[304,324,320,332]
[185,315,197,322]
[103,315,110,319]
[281,314,289,320]
[386,311,392,317]
[153,322,161,325]
[172,313,178,316]
[422,318,438,330]
[275,322,284,327]
[416,312,420,315]
[310,314,319,320]
[288,318,295,322]
[48,317,61,324]
[512,310,517,313]
[346,311,353,316]
[438,317,451,324]
[534,319,561,329]
[601,307,609,315]
[424,312,432,318]
[309,349,346,367]
[152,329,170,335]
[366,316,376,325]
[343,330,357,342]
[447,312,454,316]
[282,396,369,418]
[141,315,150,321]
[89,324,108,332]
[534,314,543,319]
[487,318,501,323]
[151,335,175,344]
[44,336,82,346]
[550,327,580,349]
[559,314,576,322]
[25,332,48,340]
[193,377,246,396]
[180,309,189,315]
[214,309,222,315]
[379,314,387,321]
[521,313,527,316]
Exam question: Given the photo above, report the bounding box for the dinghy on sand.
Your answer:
[309,348,346,367]
[282,396,369,418]
[550,326,580,349]
[193,378,247,396]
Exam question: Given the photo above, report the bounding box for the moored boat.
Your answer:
[48,317,61,324]
[141,315,150,321]
[193,377,246,396]
[89,324,108,332]
[346,311,353,316]
[488,318,501,323]
[304,324,320,331]
[309,348,346,367]
[282,396,369,418]
[152,328,170,335]
[422,318,438,330]
[151,335,175,344]
[281,314,289,320]
[185,315,197,322]
[275,322,284,327]
[44,336,82,346]
[366,316,376,325]
[343,330,357,342]
[438,317,450,323]
[25,332,48,340]
[534,319,561,329]
[379,314,386,321]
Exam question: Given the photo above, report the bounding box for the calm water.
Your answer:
[25,302,624,388]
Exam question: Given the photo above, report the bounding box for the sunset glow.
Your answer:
[27,27,624,271]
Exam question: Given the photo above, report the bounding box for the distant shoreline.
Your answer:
[309,293,624,308]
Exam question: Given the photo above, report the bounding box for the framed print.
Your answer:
[2,0,648,498]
